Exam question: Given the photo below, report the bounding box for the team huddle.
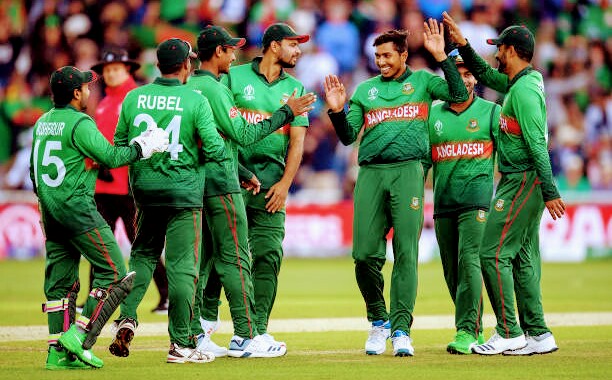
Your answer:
[32,13,565,371]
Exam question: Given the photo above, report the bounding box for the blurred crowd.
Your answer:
[0,0,610,202]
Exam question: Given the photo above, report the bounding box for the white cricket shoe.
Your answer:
[167,343,215,364]
[503,332,558,355]
[365,320,391,355]
[472,331,527,355]
[391,330,414,357]
[260,333,287,348]
[196,333,228,357]
[227,335,286,358]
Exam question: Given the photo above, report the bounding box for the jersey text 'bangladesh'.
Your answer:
[427,96,500,216]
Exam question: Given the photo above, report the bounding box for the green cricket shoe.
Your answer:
[478,331,485,345]
[58,325,104,368]
[46,345,91,370]
[447,330,478,355]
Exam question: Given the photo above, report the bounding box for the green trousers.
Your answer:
[435,210,485,338]
[194,193,257,338]
[44,225,127,338]
[353,160,424,334]
[480,171,550,338]
[119,207,202,347]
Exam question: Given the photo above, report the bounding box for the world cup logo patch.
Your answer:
[494,199,505,212]
[243,84,255,100]
[410,197,420,210]
[402,83,415,95]
[467,118,480,132]
[434,120,443,136]
[476,209,486,222]
[368,87,379,100]
[229,106,240,118]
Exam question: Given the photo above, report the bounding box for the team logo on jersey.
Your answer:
[243,84,255,100]
[434,120,443,136]
[494,199,505,212]
[280,93,290,105]
[368,87,379,100]
[402,83,414,95]
[229,106,240,118]
[410,197,420,210]
[467,118,480,132]
[476,209,486,222]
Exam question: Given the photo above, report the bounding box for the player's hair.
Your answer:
[373,30,408,54]
[513,45,533,63]
[158,62,184,75]
[52,88,76,107]
[197,45,228,62]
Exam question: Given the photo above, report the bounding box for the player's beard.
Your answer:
[279,57,296,69]
[496,56,507,74]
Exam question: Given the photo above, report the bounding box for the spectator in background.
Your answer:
[316,0,360,78]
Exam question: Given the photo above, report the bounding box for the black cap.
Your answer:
[487,25,535,56]
[157,38,197,67]
[198,25,246,52]
[50,66,98,97]
[262,23,309,48]
[91,48,141,74]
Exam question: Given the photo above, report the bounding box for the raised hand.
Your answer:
[285,89,317,117]
[323,74,346,113]
[423,18,447,62]
[442,11,467,46]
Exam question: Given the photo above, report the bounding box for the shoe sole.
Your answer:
[394,351,414,357]
[227,350,286,358]
[109,328,134,358]
[365,350,384,355]
[502,347,559,356]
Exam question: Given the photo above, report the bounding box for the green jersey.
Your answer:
[226,58,309,189]
[328,59,468,165]
[186,70,295,196]
[457,43,560,201]
[428,97,501,216]
[30,105,140,236]
[114,77,227,207]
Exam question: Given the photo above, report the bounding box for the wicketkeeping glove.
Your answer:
[131,127,170,159]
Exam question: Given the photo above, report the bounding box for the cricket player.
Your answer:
[186,25,315,358]
[443,12,565,355]
[33,66,168,369]
[109,38,226,364]
[323,20,468,357]
[89,48,169,315]
[426,52,500,354]
[199,23,312,349]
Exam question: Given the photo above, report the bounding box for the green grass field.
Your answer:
[1,258,612,379]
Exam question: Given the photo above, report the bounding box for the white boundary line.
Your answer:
[2,312,611,343]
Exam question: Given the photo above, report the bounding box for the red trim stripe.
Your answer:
[493,173,527,337]
[219,195,254,337]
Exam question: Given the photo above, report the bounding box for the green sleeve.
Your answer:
[238,163,254,182]
[427,58,469,103]
[210,86,294,147]
[512,89,560,201]
[114,102,129,147]
[491,104,501,151]
[73,118,140,168]
[458,43,509,93]
[195,98,228,162]
[328,95,364,146]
